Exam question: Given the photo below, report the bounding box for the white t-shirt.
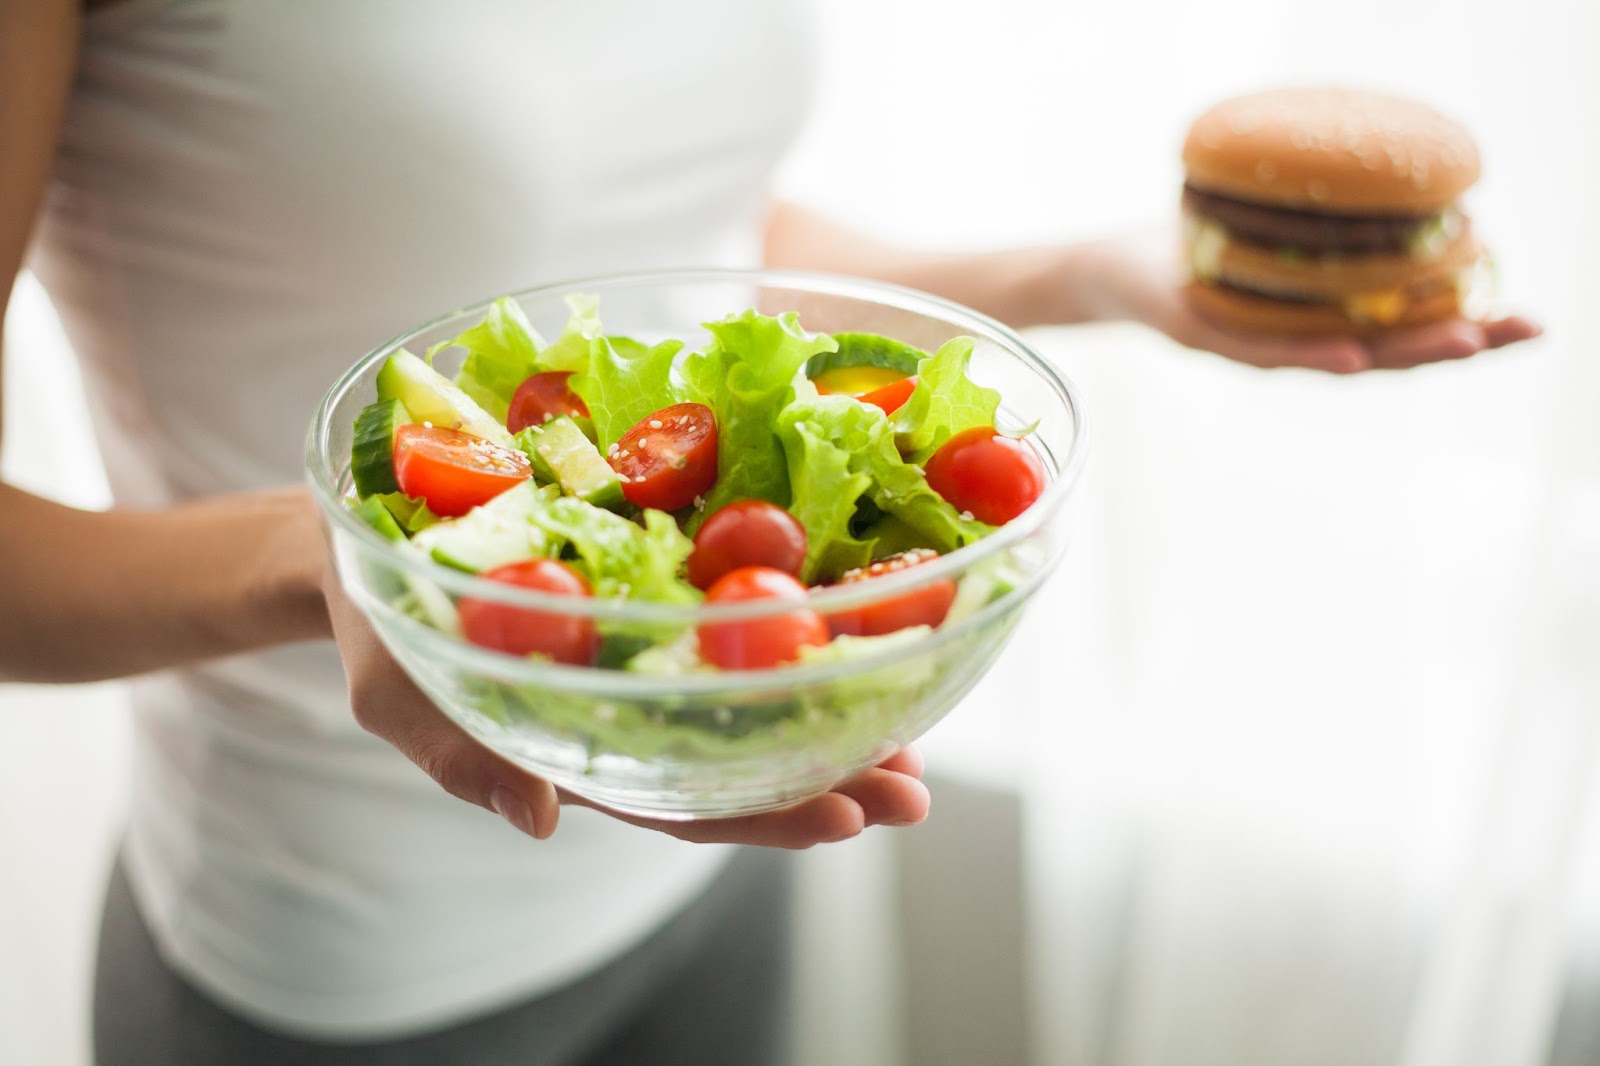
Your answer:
[29,0,818,1040]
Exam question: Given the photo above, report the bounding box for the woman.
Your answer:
[1,2,1537,1064]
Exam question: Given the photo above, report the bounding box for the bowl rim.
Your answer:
[305,266,1089,625]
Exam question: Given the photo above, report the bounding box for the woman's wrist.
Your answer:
[760,200,1162,331]
[882,239,1147,331]
[1002,237,1150,329]
[233,485,335,649]
[0,482,335,683]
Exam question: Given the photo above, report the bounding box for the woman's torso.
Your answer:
[28,0,816,1039]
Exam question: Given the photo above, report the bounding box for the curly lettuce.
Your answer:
[430,294,607,421]
[777,403,876,582]
[518,494,698,606]
[569,336,686,453]
[681,310,837,527]
[427,297,544,421]
[535,293,603,374]
[893,336,1001,463]
[779,383,990,582]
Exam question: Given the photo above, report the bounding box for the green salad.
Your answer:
[346,295,1046,676]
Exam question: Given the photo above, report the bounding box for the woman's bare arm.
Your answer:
[0,1,330,682]
[0,0,78,445]
[0,488,330,682]
[763,201,1539,373]
[763,201,1082,329]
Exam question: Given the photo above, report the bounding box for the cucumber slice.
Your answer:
[515,417,625,511]
[348,496,411,603]
[375,348,515,448]
[596,632,655,670]
[350,399,409,498]
[351,494,407,541]
[943,556,1023,626]
[805,332,925,381]
[395,549,462,635]
[410,480,558,573]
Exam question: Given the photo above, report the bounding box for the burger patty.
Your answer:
[1183,185,1443,255]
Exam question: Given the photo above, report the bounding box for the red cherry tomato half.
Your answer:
[608,403,718,512]
[826,549,958,637]
[393,423,531,518]
[687,500,808,591]
[857,375,917,416]
[923,426,1045,526]
[697,566,829,670]
[507,371,590,434]
[458,558,599,666]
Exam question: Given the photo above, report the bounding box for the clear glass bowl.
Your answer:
[306,269,1088,819]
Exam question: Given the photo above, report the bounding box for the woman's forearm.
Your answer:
[762,201,1119,329]
[0,483,330,683]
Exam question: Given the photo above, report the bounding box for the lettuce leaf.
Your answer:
[863,428,992,553]
[429,297,545,422]
[372,492,440,534]
[681,310,837,527]
[569,336,687,453]
[536,293,603,374]
[893,337,1001,463]
[429,294,607,423]
[351,495,408,542]
[520,494,698,607]
[637,509,700,604]
[779,385,990,578]
[777,393,877,582]
[519,496,698,641]
[856,514,925,561]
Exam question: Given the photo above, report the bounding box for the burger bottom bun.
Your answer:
[1190,218,1481,303]
[1185,280,1463,337]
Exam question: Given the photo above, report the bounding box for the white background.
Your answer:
[778,2,1600,1064]
[5,1,1599,1064]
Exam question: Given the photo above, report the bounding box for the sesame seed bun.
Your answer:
[1179,87,1487,336]
[1183,88,1481,215]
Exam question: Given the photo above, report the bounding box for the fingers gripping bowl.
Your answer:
[307,270,1088,819]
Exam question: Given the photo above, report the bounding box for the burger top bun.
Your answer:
[1182,88,1481,215]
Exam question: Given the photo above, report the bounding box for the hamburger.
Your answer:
[1181,87,1485,336]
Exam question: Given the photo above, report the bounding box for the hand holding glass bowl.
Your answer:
[306,270,1087,821]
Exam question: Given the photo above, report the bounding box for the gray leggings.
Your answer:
[93,847,793,1066]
